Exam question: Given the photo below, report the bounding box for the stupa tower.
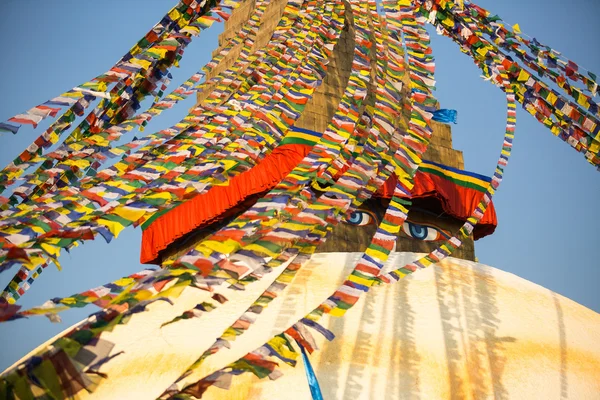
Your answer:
[142,0,486,264]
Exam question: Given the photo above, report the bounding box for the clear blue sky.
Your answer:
[0,0,598,371]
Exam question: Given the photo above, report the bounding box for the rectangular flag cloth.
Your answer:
[432,109,458,124]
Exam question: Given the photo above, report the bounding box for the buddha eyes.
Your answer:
[402,221,450,242]
[344,211,450,242]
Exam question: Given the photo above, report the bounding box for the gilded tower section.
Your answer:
[198,0,464,167]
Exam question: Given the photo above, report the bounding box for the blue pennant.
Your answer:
[432,109,458,124]
[297,340,324,400]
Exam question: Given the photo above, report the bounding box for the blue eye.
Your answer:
[346,211,373,226]
[402,222,449,241]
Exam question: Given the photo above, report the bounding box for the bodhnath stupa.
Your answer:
[0,0,598,399]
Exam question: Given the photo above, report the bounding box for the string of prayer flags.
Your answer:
[65,0,269,201]
[7,268,160,321]
[161,293,228,328]
[0,0,203,136]
[467,3,598,99]
[2,68,207,207]
[0,0,246,204]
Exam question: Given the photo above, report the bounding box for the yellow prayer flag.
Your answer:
[130,58,152,70]
[113,277,135,287]
[113,206,148,223]
[168,9,182,21]
[98,218,126,239]
[476,46,490,58]
[199,238,241,255]
[158,283,188,300]
[577,95,590,109]
[40,242,60,257]
[517,69,530,82]
[267,336,299,363]
[329,307,348,317]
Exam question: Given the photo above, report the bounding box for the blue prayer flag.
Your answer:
[432,109,458,124]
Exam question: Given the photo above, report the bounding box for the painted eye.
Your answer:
[402,221,450,241]
[345,210,373,226]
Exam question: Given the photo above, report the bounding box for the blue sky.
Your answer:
[0,0,598,371]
